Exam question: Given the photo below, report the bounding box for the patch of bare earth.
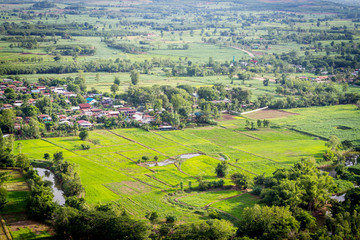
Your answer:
[3,214,54,236]
[221,114,236,121]
[246,109,298,119]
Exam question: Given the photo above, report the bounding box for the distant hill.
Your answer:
[324,0,360,6]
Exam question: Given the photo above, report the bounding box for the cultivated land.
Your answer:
[16,118,329,221]
[0,170,51,240]
[249,105,360,144]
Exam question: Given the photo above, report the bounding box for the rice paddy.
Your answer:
[16,122,329,221]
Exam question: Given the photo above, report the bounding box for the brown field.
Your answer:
[3,213,54,237]
[221,114,237,121]
[5,182,29,192]
[245,109,297,119]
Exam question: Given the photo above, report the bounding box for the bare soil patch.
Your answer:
[246,109,298,119]
[5,182,30,192]
[221,114,236,121]
[3,214,54,236]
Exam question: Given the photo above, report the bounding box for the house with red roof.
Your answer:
[77,120,93,128]
[79,103,91,110]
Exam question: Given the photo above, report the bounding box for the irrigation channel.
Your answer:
[34,168,66,205]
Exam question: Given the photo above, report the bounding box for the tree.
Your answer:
[114,77,120,85]
[110,84,119,95]
[197,87,219,101]
[215,161,228,178]
[237,205,299,240]
[54,54,62,62]
[53,151,64,164]
[96,73,100,83]
[326,135,341,151]
[260,159,336,212]
[257,119,262,128]
[145,211,159,222]
[27,184,55,220]
[231,173,250,190]
[0,109,16,133]
[43,153,50,160]
[79,130,89,141]
[16,154,30,169]
[4,88,16,100]
[36,97,52,115]
[130,70,139,85]
[263,79,269,86]
[169,219,236,240]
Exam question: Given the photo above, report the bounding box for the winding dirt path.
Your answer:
[204,193,244,209]
[231,46,255,58]
[173,190,244,221]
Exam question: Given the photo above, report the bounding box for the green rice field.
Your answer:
[15,122,329,221]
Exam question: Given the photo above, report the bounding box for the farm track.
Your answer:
[234,130,263,141]
[230,46,255,58]
[174,163,198,179]
[151,131,203,153]
[107,130,170,158]
[173,190,242,221]
[144,174,173,187]
[226,162,258,176]
[230,146,284,165]
[204,193,244,209]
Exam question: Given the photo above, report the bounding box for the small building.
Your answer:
[119,107,136,116]
[2,104,13,109]
[86,97,97,104]
[38,114,52,122]
[13,100,23,107]
[79,103,91,110]
[158,125,176,131]
[77,120,93,128]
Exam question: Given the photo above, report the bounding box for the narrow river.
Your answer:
[34,168,66,206]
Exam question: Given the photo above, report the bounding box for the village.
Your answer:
[0,77,182,136]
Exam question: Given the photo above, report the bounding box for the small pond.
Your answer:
[34,168,66,206]
[179,153,202,159]
[146,159,175,167]
[144,153,203,167]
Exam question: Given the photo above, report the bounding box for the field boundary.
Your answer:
[234,130,263,141]
[0,218,12,240]
[288,127,329,141]
[108,130,170,158]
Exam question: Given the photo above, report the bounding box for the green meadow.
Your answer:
[16,120,329,221]
[271,105,360,144]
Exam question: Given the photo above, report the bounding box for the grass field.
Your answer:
[1,170,29,214]
[268,105,360,144]
[14,123,328,221]
[211,193,260,219]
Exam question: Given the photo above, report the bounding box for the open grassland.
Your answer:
[269,105,360,144]
[16,124,327,220]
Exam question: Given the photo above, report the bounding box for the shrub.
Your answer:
[81,144,90,150]
[166,215,177,223]
[142,156,150,161]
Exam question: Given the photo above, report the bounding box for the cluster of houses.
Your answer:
[0,78,160,130]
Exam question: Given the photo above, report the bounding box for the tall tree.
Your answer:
[130,70,139,85]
